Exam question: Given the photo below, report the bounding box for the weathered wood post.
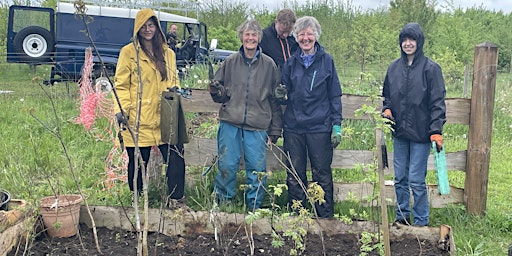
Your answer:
[375,128,390,256]
[464,42,498,215]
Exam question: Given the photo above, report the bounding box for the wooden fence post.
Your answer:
[464,42,498,215]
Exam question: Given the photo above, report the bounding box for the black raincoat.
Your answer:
[382,23,446,143]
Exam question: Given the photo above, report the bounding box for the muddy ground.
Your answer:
[7,222,450,256]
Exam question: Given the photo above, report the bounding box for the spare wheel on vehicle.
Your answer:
[13,26,55,63]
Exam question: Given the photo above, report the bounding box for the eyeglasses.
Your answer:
[297,32,315,38]
[141,24,156,31]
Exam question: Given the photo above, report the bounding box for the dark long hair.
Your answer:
[138,16,167,81]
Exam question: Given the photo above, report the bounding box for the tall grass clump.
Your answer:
[0,78,116,206]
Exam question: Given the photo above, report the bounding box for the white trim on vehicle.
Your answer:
[56,2,199,24]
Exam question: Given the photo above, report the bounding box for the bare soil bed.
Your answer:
[8,223,450,256]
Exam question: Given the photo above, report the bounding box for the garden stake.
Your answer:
[376,129,391,256]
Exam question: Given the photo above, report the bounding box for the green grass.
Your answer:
[2,64,512,255]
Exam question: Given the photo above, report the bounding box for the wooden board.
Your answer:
[184,137,467,173]
[182,90,470,125]
[333,182,464,208]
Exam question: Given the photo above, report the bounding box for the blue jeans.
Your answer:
[214,121,268,210]
[393,137,431,226]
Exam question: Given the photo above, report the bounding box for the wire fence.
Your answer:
[3,55,506,99]
[0,58,390,85]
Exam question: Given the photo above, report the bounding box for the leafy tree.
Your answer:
[208,25,239,51]
[389,0,439,45]
[348,10,397,76]
[429,9,474,66]
[251,8,275,29]
[431,47,465,87]
[199,0,248,29]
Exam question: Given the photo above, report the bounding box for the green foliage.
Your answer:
[389,0,439,39]
[346,11,397,74]
[3,2,512,254]
[251,8,275,29]
[199,0,248,30]
[208,25,239,51]
[431,47,465,88]
[179,63,213,89]
[0,82,111,205]
[359,231,384,256]
[0,4,8,56]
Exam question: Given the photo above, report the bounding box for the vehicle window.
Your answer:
[12,9,51,32]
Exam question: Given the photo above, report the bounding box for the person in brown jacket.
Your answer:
[208,19,283,211]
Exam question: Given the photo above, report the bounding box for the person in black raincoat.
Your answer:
[382,22,446,226]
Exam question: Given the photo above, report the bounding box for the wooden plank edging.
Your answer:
[79,205,442,241]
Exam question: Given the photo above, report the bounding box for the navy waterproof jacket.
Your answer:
[281,43,342,134]
[382,22,446,143]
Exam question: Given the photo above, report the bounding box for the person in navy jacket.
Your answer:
[276,16,342,218]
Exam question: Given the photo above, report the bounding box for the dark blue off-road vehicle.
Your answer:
[6,0,233,85]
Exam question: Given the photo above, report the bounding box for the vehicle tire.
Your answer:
[13,26,55,63]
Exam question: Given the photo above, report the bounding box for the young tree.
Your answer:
[389,0,439,44]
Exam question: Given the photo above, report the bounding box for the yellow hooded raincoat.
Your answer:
[113,8,180,147]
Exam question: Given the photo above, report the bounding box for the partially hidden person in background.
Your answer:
[166,23,178,52]
[208,19,283,211]
[113,9,186,207]
[260,8,298,71]
[275,16,342,218]
[381,22,446,226]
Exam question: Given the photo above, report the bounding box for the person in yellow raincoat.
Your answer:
[113,8,185,206]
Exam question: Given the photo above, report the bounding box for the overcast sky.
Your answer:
[249,0,512,14]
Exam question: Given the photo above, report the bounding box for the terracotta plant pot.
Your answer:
[39,194,83,238]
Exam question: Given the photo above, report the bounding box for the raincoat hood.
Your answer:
[399,22,424,62]
[133,8,166,45]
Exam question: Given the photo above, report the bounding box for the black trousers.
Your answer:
[126,144,185,199]
[283,131,334,218]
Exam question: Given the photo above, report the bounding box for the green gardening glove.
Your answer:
[274,84,288,101]
[331,125,342,148]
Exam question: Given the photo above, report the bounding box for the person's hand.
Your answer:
[430,134,443,152]
[275,84,288,100]
[331,125,342,148]
[115,112,127,128]
[381,109,394,122]
[268,135,280,144]
[209,80,222,96]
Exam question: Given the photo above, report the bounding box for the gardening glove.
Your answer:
[381,109,394,122]
[274,84,288,101]
[208,80,222,96]
[115,112,127,128]
[331,125,342,148]
[430,134,443,152]
[268,135,280,144]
